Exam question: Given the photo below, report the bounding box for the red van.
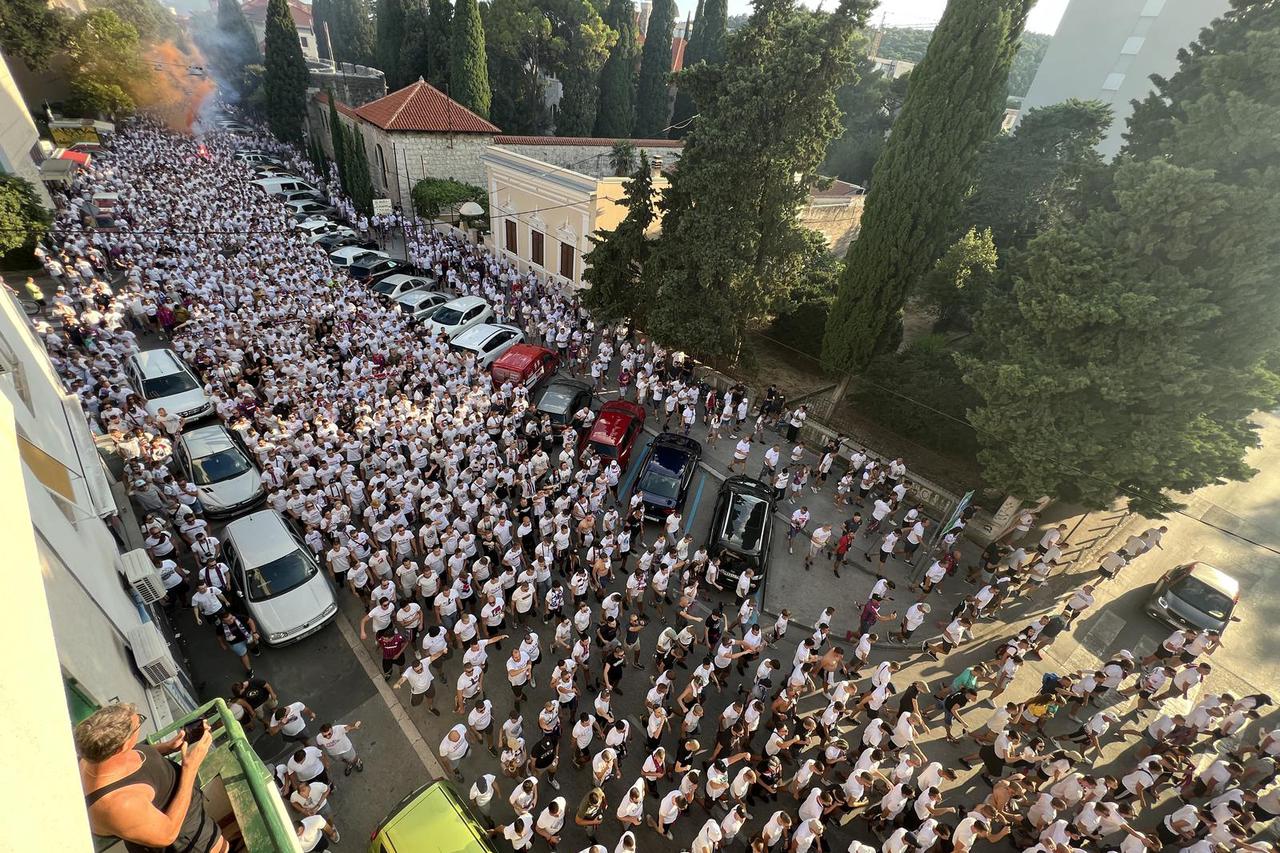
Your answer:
[585,401,647,470]
[490,344,560,389]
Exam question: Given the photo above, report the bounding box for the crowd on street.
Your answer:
[28,113,1280,853]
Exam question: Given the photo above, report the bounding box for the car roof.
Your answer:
[331,246,385,261]
[396,289,445,307]
[351,255,396,269]
[494,344,555,371]
[131,348,185,378]
[440,295,488,311]
[222,510,299,566]
[590,403,641,444]
[722,475,775,502]
[381,782,492,853]
[178,424,238,458]
[379,273,426,286]
[452,323,521,347]
[1182,562,1239,597]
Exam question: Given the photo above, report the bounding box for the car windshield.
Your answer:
[639,447,686,499]
[721,493,768,553]
[589,440,618,459]
[243,549,317,601]
[539,388,577,417]
[190,448,252,485]
[1171,576,1234,620]
[433,307,464,325]
[142,372,199,398]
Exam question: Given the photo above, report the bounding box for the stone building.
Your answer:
[242,0,320,62]
[799,179,865,256]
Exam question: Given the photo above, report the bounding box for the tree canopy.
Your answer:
[450,0,491,118]
[482,0,551,132]
[581,154,657,325]
[593,0,640,137]
[633,0,676,136]
[263,0,310,142]
[0,177,52,260]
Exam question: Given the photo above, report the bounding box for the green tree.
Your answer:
[64,9,147,114]
[411,177,486,219]
[344,124,376,213]
[876,26,932,61]
[482,0,551,132]
[1,0,66,70]
[608,140,636,176]
[966,99,1111,255]
[0,176,51,260]
[376,0,405,84]
[214,0,261,98]
[636,0,867,359]
[312,0,333,58]
[582,154,657,324]
[331,0,376,65]
[425,0,451,87]
[823,0,1030,377]
[66,75,135,115]
[961,1,1280,511]
[668,0,703,136]
[263,0,310,142]
[91,0,179,44]
[1006,30,1049,97]
[821,52,907,186]
[593,0,639,137]
[633,0,676,136]
[399,0,431,83]
[328,91,348,191]
[449,0,490,118]
[913,226,998,333]
[670,0,726,136]
[539,0,614,136]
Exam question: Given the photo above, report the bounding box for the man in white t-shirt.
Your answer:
[295,814,338,851]
[439,724,471,780]
[315,721,364,774]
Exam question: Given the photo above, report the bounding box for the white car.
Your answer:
[124,349,214,423]
[296,219,357,245]
[222,510,337,646]
[395,289,452,322]
[449,323,525,368]
[423,295,495,340]
[174,425,264,517]
[329,245,388,268]
[371,273,435,300]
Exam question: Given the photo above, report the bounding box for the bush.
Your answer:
[411,178,488,225]
[768,298,832,358]
[850,335,980,456]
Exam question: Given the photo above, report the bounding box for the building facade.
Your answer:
[242,0,320,62]
[0,293,197,852]
[1020,0,1231,158]
[0,49,52,207]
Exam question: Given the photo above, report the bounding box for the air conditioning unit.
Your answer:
[127,622,179,686]
[121,548,166,604]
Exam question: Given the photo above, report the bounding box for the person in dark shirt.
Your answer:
[531,734,561,790]
[376,628,409,680]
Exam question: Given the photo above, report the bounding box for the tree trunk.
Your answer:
[829,372,853,404]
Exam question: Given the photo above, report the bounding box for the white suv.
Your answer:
[125,349,213,424]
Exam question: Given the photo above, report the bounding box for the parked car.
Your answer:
[369,781,497,853]
[634,432,702,520]
[287,199,338,222]
[296,219,357,245]
[584,400,647,471]
[534,378,594,426]
[174,425,264,517]
[706,476,775,592]
[448,323,525,368]
[328,246,388,268]
[491,344,560,390]
[371,273,435,300]
[313,233,377,253]
[423,295,495,340]
[1146,562,1241,634]
[221,510,337,646]
[251,176,317,197]
[395,289,452,322]
[278,187,326,205]
[348,255,411,284]
[124,348,214,424]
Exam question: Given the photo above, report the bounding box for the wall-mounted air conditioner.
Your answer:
[121,548,166,604]
[127,622,178,686]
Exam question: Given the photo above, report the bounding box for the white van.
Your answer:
[250,176,318,197]
[222,510,337,646]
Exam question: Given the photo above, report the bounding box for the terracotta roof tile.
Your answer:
[350,80,500,134]
[241,0,311,27]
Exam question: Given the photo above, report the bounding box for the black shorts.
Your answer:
[410,685,435,705]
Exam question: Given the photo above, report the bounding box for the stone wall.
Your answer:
[492,137,683,179]
[799,196,864,255]
[309,64,386,107]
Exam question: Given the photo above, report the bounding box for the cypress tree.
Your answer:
[311,0,333,58]
[450,0,490,117]
[399,0,432,84]
[633,0,676,136]
[344,124,376,213]
[263,0,310,143]
[582,154,657,322]
[330,0,376,65]
[214,0,261,98]
[668,0,701,136]
[327,90,348,192]
[594,0,640,137]
[426,0,452,87]
[376,0,406,85]
[698,0,727,64]
[822,0,1031,377]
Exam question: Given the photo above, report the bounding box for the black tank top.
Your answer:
[84,743,220,853]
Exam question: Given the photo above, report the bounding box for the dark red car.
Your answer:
[585,400,647,470]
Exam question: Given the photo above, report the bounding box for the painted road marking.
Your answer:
[685,473,708,530]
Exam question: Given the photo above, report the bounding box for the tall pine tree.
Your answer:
[398,0,431,83]
[426,0,452,87]
[582,154,657,322]
[594,0,640,137]
[312,0,333,58]
[263,0,309,143]
[344,124,376,213]
[331,0,376,65]
[214,0,260,98]
[450,0,491,118]
[629,0,868,358]
[376,0,406,85]
[668,0,702,136]
[540,0,614,137]
[823,0,1031,377]
[328,90,348,192]
[633,0,676,137]
[670,0,726,136]
[483,0,551,132]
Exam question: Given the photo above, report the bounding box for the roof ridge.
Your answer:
[384,81,420,129]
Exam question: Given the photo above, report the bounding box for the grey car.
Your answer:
[1145,562,1240,633]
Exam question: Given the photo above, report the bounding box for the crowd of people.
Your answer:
[33,113,1279,853]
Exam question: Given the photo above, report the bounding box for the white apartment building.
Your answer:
[1021,0,1231,158]
[0,293,197,853]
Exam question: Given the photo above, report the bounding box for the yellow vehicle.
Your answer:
[369,780,498,853]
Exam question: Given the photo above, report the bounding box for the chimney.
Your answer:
[650,155,663,177]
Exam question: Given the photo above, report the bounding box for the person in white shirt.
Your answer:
[439,724,471,781]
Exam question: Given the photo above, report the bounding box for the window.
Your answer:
[1121,36,1145,55]
[559,241,575,280]
[1101,72,1126,91]
[531,230,544,267]
[299,36,309,47]
[505,219,518,254]
[64,677,99,725]
[376,144,388,187]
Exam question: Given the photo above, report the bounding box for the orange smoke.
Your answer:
[139,41,216,132]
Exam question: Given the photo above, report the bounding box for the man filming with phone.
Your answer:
[77,704,227,853]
